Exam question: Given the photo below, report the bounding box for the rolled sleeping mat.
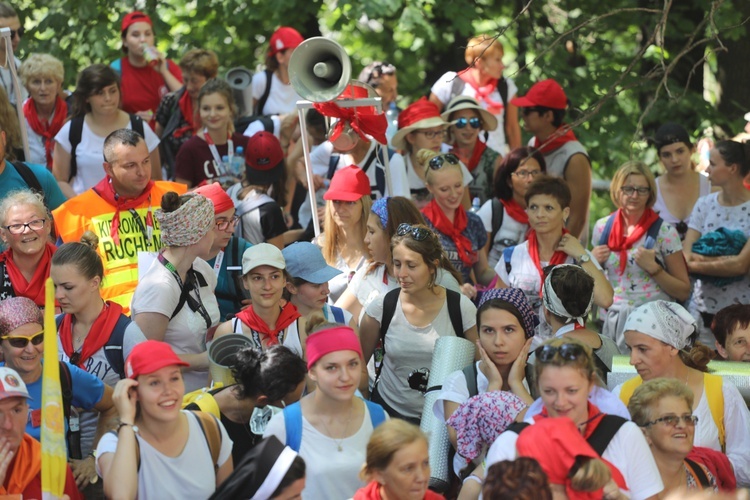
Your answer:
[607,355,750,407]
[420,336,476,493]
[209,334,254,386]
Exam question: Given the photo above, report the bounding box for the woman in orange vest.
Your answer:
[614,300,750,486]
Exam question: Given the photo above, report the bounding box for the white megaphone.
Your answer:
[225,67,253,117]
[289,37,352,103]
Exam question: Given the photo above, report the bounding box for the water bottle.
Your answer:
[221,155,230,176]
[232,146,245,176]
[470,197,481,213]
[385,102,399,144]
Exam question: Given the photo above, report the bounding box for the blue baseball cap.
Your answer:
[282,242,342,284]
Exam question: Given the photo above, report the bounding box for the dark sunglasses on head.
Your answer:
[535,343,585,363]
[396,223,430,241]
[454,117,481,129]
[2,331,43,348]
[428,153,460,171]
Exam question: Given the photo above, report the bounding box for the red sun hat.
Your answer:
[391,97,448,150]
[125,340,189,379]
[269,27,304,57]
[121,11,153,34]
[245,131,285,185]
[510,79,568,110]
[323,165,372,201]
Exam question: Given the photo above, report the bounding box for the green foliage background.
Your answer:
[12,0,748,234]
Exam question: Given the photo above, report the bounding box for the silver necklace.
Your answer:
[320,403,354,452]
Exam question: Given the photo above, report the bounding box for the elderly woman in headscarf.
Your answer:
[613,300,750,487]
[131,191,220,392]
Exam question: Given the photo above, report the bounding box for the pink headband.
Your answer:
[306,327,362,370]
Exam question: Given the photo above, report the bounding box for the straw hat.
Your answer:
[441,95,498,131]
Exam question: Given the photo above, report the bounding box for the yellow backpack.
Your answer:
[182,383,224,420]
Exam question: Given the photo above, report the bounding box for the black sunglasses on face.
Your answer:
[428,153,460,171]
[535,343,585,363]
[9,27,24,39]
[454,117,481,129]
[521,107,544,116]
[2,331,44,348]
[396,223,430,241]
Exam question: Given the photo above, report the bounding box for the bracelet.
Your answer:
[117,422,139,433]
[649,267,663,278]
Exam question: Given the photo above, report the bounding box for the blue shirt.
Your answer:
[425,211,487,284]
[206,235,253,320]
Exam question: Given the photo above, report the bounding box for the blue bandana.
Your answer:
[371,196,390,228]
[478,287,539,338]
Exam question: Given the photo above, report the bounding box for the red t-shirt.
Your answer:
[118,57,183,120]
[174,132,248,187]
[6,466,82,500]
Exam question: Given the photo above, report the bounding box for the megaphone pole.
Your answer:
[0,28,29,161]
[297,104,321,237]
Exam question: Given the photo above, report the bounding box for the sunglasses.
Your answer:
[396,223,430,241]
[521,107,545,116]
[2,331,44,348]
[643,414,699,428]
[675,220,688,236]
[535,343,585,363]
[428,153,460,171]
[9,27,24,39]
[453,117,481,129]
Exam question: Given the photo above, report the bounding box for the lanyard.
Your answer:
[204,128,233,175]
[127,205,153,248]
[212,250,224,278]
[157,252,212,328]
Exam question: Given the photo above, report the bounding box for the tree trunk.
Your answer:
[716,0,750,124]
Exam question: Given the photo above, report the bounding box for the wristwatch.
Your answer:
[577,253,591,264]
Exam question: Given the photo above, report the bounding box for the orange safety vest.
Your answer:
[52,181,187,314]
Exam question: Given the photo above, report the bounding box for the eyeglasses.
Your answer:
[215,215,240,231]
[643,415,699,428]
[453,117,481,130]
[396,223,431,241]
[2,331,44,349]
[3,218,46,235]
[428,153,460,171]
[521,107,545,116]
[9,27,24,39]
[535,343,585,363]
[512,169,543,180]
[416,129,445,140]
[620,186,650,197]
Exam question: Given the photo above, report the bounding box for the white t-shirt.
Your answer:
[57,318,146,456]
[365,288,477,419]
[131,258,221,393]
[430,71,518,154]
[264,402,380,500]
[54,117,160,195]
[614,378,750,486]
[477,200,528,269]
[96,411,233,500]
[251,70,301,116]
[486,418,663,500]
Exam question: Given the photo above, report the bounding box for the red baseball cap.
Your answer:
[121,11,153,34]
[268,27,304,57]
[245,131,285,185]
[324,165,372,201]
[510,79,568,110]
[125,340,188,379]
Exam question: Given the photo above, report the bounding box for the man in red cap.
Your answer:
[53,129,187,314]
[511,79,592,240]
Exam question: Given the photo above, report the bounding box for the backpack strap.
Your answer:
[644,217,663,249]
[502,246,515,275]
[329,305,346,324]
[11,161,44,197]
[598,214,617,246]
[490,198,504,245]
[372,146,395,197]
[254,69,274,116]
[365,400,386,429]
[446,288,464,338]
[618,375,643,406]
[375,288,401,381]
[703,373,725,452]
[497,77,508,126]
[586,415,627,457]
[462,363,479,398]
[327,154,340,180]
[283,402,303,452]
[68,116,85,181]
[505,421,530,435]
[129,114,145,139]
[190,410,222,470]
[58,361,81,459]
[684,458,712,488]
[103,315,131,380]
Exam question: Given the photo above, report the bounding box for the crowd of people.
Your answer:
[0,4,748,499]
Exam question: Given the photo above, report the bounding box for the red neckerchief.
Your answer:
[235,302,301,346]
[500,198,529,224]
[1,243,56,306]
[458,70,504,115]
[313,101,388,145]
[536,402,628,495]
[59,301,123,368]
[23,97,67,168]
[530,125,577,154]
[172,89,195,139]
[93,177,155,246]
[453,140,486,173]
[422,199,477,267]
[527,228,569,293]
[607,208,659,275]
[353,481,445,500]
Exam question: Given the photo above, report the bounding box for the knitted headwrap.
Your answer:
[542,264,594,328]
[156,194,215,247]
[478,287,538,338]
[371,196,390,228]
[0,297,43,337]
[622,300,697,350]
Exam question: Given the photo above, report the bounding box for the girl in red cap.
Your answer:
[96,340,234,499]
[252,26,304,117]
[113,11,183,127]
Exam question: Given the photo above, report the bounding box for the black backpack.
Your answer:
[68,114,145,181]
[55,314,130,380]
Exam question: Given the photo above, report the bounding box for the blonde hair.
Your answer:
[0,189,48,226]
[417,149,462,186]
[19,53,64,88]
[570,457,612,492]
[321,196,372,264]
[360,420,427,481]
[609,161,657,208]
[627,377,694,428]
[464,35,504,66]
[533,337,598,386]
